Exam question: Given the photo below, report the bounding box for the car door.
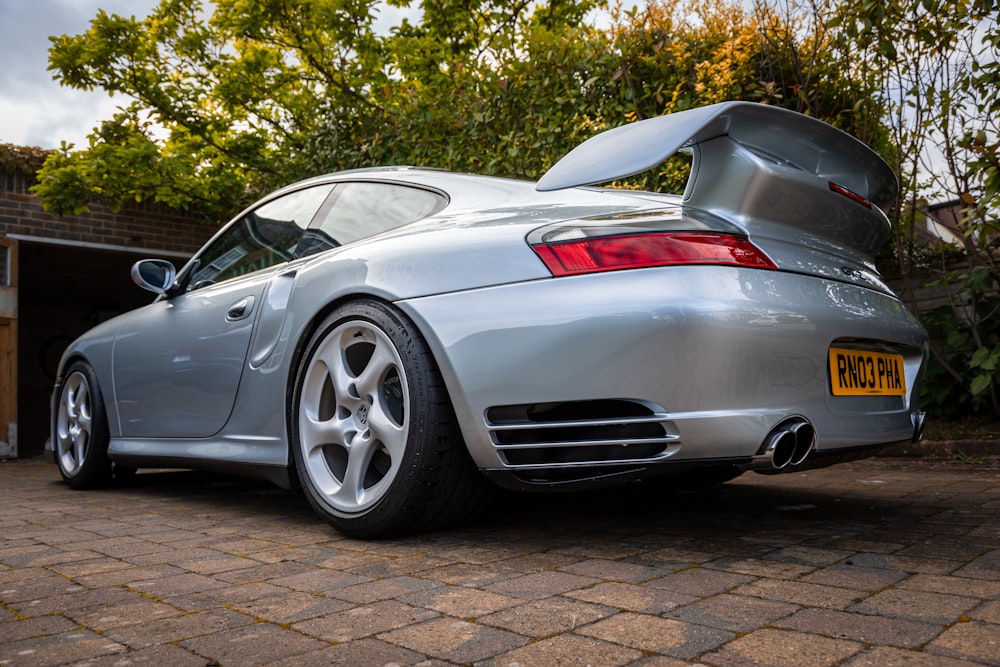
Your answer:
[112,184,334,438]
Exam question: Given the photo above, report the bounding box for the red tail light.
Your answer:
[829,182,873,209]
[532,232,776,277]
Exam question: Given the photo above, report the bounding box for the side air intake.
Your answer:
[485,399,679,468]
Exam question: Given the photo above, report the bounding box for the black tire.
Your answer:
[290,300,494,538]
[53,361,114,489]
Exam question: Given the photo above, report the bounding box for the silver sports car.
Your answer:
[51,102,928,537]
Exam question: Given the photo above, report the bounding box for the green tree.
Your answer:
[828,0,1000,416]
[34,0,886,218]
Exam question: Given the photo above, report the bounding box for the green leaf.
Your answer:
[970,374,992,396]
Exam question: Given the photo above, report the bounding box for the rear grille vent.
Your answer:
[486,399,679,468]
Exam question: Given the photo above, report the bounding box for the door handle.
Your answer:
[226,296,255,321]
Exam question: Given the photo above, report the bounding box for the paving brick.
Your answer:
[851,588,981,623]
[422,544,519,564]
[177,554,261,574]
[264,637,431,666]
[0,614,79,643]
[646,566,754,596]
[18,550,105,569]
[774,607,943,648]
[897,572,1000,598]
[335,553,450,578]
[416,562,520,586]
[766,545,856,567]
[102,609,254,649]
[400,584,519,618]
[0,545,63,568]
[167,581,292,611]
[260,567,369,593]
[214,560,317,585]
[733,578,866,609]
[483,570,600,600]
[970,599,1000,624]
[558,557,664,582]
[378,617,528,663]
[496,551,583,573]
[478,596,612,637]
[232,591,353,624]
[553,540,649,560]
[481,633,642,666]
[0,574,85,603]
[842,645,987,667]
[128,571,230,599]
[0,630,125,667]
[633,546,719,568]
[705,556,816,580]
[952,555,1000,581]
[7,585,137,618]
[564,580,697,613]
[665,593,799,632]
[578,611,734,660]
[44,557,133,579]
[64,598,183,630]
[329,575,440,603]
[180,622,327,666]
[61,642,209,666]
[703,627,862,666]
[72,564,187,588]
[292,600,437,642]
[799,564,909,590]
[878,554,964,575]
[925,620,1000,664]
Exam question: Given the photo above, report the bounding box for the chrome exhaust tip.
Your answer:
[746,417,816,471]
[911,411,927,443]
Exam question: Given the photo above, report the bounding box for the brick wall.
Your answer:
[0,166,215,255]
[1,162,220,457]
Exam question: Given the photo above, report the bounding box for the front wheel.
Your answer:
[290,300,493,538]
[53,361,113,489]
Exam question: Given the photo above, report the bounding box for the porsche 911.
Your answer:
[50,102,928,537]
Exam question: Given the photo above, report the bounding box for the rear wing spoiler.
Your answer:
[535,101,898,215]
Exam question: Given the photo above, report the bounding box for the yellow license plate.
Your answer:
[828,348,906,396]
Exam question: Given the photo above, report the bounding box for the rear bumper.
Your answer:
[399,265,927,483]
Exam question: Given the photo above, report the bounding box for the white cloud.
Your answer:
[0,0,159,149]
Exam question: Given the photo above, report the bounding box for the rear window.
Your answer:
[294,182,446,258]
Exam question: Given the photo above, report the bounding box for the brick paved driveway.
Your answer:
[1,455,998,666]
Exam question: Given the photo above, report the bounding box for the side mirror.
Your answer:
[131,259,177,295]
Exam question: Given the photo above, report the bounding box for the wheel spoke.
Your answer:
[354,340,396,399]
[73,431,87,467]
[76,411,92,435]
[337,434,376,504]
[367,404,406,459]
[321,341,358,401]
[300,412,348,452]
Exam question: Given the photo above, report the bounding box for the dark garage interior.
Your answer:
[17,241,183,457]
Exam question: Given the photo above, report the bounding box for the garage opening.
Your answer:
[17,240,190,456]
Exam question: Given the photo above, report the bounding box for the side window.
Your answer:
[187,185,334,291]
[294,182,446,258]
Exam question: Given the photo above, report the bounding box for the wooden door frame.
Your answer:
[0,235,18,458]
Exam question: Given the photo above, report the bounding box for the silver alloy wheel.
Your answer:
[297,319,409,514]
[56,370,92,476]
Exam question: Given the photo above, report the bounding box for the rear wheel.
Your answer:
[291,300,493,537]
[54,361,113,489]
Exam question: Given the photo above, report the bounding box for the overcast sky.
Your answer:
[0,0,163,149]
[0,1,430,150]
